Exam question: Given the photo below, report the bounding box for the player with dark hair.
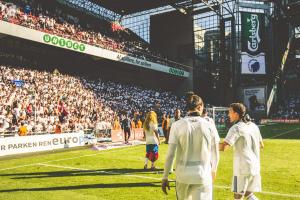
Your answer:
[162,94,220,200]
[220,103,264,200]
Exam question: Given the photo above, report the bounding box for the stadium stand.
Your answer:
[0,65,114,136]
[0,0,184,70]
[0,64,187,137]
[83,79,186,118]
[272,94,300,119]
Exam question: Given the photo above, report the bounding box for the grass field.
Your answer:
[0,123,300,200]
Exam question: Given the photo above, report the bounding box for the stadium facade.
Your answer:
[0,0,299,118]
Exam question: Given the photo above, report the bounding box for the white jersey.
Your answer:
[203,116,215,125]
[225,121,262,176]
[169,117,176,128]
[144,122,159,145]
[169,117,181,129]
[169,116,220,185]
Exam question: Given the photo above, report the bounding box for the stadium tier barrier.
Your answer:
[0,129,97,138]
[260,119,300,124]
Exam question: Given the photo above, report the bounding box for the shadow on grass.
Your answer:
[0,181,173,192]
[0,168,164,180]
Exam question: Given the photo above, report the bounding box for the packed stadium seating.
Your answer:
[0,0,183,69]
[0,65,115,136]
[0,64,186,136]
[272,94,300,119]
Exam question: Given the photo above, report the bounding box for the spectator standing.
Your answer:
[121,114,131,144]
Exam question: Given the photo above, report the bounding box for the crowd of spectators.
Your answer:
[5,62,291,139]
[272,94,300,119]
[0,0,186,70]
[0,65,114,136]
[82,79,185,118]
[0,64,186,137]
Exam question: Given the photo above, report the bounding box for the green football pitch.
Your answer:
[0,123,299,200]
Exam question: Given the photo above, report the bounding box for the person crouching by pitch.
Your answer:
[143,111,160,170]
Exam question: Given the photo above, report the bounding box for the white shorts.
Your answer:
[232,175,262,195]
[176,181,212,200]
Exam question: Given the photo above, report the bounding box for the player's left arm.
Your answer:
[220,125,240,151]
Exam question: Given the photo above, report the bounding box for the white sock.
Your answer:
[144,158,148,165]
[246,193,259,200]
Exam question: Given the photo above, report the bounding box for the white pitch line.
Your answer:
[38,163,300,199]
[0,163,38,172]
[0,146,139,172]
[267,128,300,139]
[38,163,90,171]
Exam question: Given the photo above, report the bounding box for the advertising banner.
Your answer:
[241,12,266,76]
[243,87,266,112]
[0,132,85,157]
[134,128,144,140]
[241,52,266,74]
[261,119,300,124]
[111,130,124,143]
[111,129,145,143]
[241,12,265,55]
[0,21,189,77]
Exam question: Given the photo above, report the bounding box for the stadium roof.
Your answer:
[90,0,189,15]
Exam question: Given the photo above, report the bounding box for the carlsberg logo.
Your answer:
[43,34,85,52]
[247,14,261,52]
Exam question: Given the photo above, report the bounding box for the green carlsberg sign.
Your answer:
[241,12,264,55]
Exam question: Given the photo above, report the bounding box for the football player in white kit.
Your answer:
[220,103,264,200]
[162,94,220,200]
